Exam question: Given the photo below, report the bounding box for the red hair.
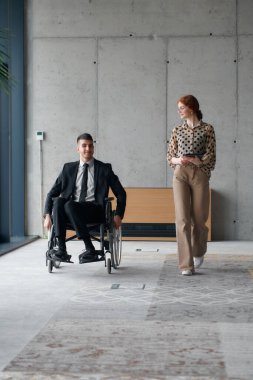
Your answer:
[177,95,203,120]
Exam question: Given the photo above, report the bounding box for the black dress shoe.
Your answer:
[79,248,98,263]
[52,249,70,261]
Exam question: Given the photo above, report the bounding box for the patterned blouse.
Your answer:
[167,120,216,178]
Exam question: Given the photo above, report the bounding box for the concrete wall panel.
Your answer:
[166,37,237,239]
[238,0,253,35]
[32,0,235,38]
[27,38,97,235]
[26,0,253,239]
[97,38,167,187]
[237,36,253,238]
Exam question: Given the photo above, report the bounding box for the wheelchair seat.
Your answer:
[46,197,122,274]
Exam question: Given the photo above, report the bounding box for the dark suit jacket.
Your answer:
[44,158,126,218]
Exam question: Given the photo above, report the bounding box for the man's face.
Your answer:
[77,139,94,162]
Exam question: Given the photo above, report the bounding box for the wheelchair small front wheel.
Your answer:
[54,260,61,268]
[48,259,53,273]
[107,257,112,274]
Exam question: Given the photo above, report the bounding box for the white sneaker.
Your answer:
[193,256,204,268]
[181,269,193,276]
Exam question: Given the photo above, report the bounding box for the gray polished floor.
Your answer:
[0,239,253,379]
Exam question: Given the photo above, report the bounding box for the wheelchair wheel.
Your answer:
[107,257,112,274]
[113,226,122,267]
[48,259,53,273]
[48,226,57,250]
[109,226,122,269]
[47,226,62,272]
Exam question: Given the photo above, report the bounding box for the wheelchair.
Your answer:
[45,198,122,274]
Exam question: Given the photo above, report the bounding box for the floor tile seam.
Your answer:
[15,319,201,326]
[0,376,235,380]
[65,288,253,297]
[1,371,222,380]
[41,319,245,326]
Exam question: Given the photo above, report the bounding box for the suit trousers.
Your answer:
[52,197,104,241]
[173,165,210,270]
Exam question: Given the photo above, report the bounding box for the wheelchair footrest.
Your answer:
[57,258,74,264]
[79,257,105,264]
[46,250,74,264]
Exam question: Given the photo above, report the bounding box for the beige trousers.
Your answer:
[173,165,210,270]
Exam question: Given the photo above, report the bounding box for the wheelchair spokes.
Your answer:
[108,226,122,269]
[113,226,122,267]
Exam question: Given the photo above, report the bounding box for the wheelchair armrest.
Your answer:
[105,197,114,202]
[104,197,114,224]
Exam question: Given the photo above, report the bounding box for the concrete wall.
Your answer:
[26,0,253,240]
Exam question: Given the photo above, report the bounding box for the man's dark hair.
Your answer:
[77,133,93,143]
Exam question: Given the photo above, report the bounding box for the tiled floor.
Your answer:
[0,239,253,379]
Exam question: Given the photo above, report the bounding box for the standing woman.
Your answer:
[167,95,216,276]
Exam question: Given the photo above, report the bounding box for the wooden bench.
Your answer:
[111,188,211,241]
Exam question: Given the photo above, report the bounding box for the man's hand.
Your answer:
[113,215,122,229]
[44,214,52,231]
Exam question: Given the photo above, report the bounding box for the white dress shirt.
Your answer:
[73,158,95,202]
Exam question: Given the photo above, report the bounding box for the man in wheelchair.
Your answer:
[43,133,126,263]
